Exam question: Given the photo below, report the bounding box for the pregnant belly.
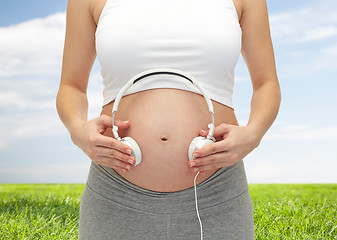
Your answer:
[101,88,238,192]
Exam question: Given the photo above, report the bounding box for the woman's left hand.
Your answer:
[188,123,260,174]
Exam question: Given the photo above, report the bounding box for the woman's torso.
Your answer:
[91,0,243,192]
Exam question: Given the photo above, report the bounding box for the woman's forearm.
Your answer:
[56,83,89,136]
[246,80,281,146]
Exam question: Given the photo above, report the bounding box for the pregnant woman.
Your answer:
[56,0,281,239]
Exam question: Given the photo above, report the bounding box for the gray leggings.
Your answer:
[79,159,254,240]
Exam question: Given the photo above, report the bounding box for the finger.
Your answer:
[192,140,230,158]
[94,156,134,172]
[95,134,133,155]
[98,146,135,165]
[189,151,229,168]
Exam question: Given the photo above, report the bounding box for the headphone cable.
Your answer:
[194,171,203,240]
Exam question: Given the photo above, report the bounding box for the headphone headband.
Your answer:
[112,68,215,140]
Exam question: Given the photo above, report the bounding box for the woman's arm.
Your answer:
[240,0,281,143]
[188,0,281,172]
[57,0,95,133]
[56,0,135,172]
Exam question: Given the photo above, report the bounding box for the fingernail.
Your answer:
[122,169,126,173]
[192,153,199,158]
[201,129,206,134]
[193,167,199,172]
[126,165,131,170]
[190,162,196,167]
[128,158,134,164]
[126,149,132,155]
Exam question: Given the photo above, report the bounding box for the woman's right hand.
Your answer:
[70,114,135,172]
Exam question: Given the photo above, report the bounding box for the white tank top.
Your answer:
[95,0,242,109]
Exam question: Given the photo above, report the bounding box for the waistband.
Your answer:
[86,159,248,214]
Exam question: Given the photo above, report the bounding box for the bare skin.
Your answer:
[56,0,281,192]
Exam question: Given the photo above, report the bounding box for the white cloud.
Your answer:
[322,43,337,55]
[299,26,337,42]
[266,1,337,80]
[0,12,104,148]
[0,163,86,174]
[0,111,66,144]
[269,2,337,43]
[0,90,55,110]
[0,140,5,149]
[0,163,91,183]
[234,75,250,84]
[245,157,337,183]
[244,128,337,183]
[0,12,66,77]
[265,124,337,141]
[0,12,67,120]
[316,42,337,71]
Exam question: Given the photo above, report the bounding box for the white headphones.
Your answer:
[112,68,216,166]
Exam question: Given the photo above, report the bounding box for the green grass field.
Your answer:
[0,184,336,239]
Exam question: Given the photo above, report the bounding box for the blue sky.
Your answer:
[0,0,336,183]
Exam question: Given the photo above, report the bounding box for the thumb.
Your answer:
[199,123,233,138]
[213,123,233,138]
[96,115,130,129]
[199,129,208,137]
[114,119,130,130]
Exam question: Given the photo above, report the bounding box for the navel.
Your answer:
[160,135,168,142]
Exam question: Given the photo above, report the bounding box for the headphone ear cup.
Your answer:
[188,136,214,160]
[120,137,142,166]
